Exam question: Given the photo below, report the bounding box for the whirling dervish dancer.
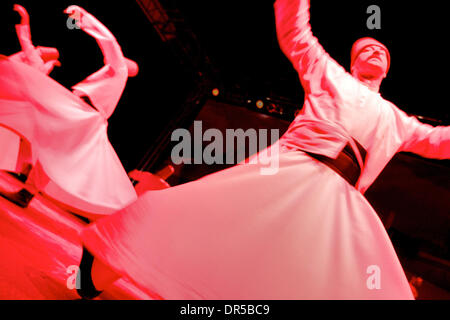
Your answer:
[76,0,449,299]
[0,5,60,181]
[0,5,138,219]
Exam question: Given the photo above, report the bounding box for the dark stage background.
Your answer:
[1,0,449,296]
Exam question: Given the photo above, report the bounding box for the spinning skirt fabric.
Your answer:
[0,127,20,172]
[81,151,414,299]
[0,56,136,216]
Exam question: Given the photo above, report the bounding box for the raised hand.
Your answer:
[13,4,30,25]
[42,59,61,75]
[64,5,94,30]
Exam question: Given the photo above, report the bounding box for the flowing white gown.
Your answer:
[0,11,137,217]
[0,20,56,175]
[0,126,21,172]
[79,0,450,299]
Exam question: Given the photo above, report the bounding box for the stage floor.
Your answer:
[1,170,449,300]
[0,172,158,300]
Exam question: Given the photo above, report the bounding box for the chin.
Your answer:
[361,72,384,80]
[360,66,385,79]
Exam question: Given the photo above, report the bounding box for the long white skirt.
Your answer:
[81,150,414,299]
[0,127,20,172]
[0,56,136,216]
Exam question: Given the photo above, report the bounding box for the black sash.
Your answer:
[305,140,367,187]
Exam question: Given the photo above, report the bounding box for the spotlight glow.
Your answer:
[256,100,264,109]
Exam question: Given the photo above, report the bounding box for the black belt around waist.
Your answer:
[304,140,367,187]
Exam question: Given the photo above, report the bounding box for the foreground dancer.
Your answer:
[0,6,138,218]
[78,0,450,299]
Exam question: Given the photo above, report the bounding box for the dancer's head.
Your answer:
[125,58,139,77]
[350,37,390,89]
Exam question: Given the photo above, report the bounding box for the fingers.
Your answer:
[36,46,60,61]
[64,5,93,30]
[64,5,87,17]
[64,5,78,15]
[13,4,26,14]
[43,60,61,75]
[13,4,30,25]
[129,170,157,182]
[155,165,175,180]
[128,169,145,181]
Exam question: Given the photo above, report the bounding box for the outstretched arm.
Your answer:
[394,108,450,159]
[64,5,127,74]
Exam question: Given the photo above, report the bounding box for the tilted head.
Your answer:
[350,37,390,82]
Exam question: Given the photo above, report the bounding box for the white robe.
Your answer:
[0,126,20,172]
[0,11,137,217]
[79,0,449,299]
[0,23,54,175]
